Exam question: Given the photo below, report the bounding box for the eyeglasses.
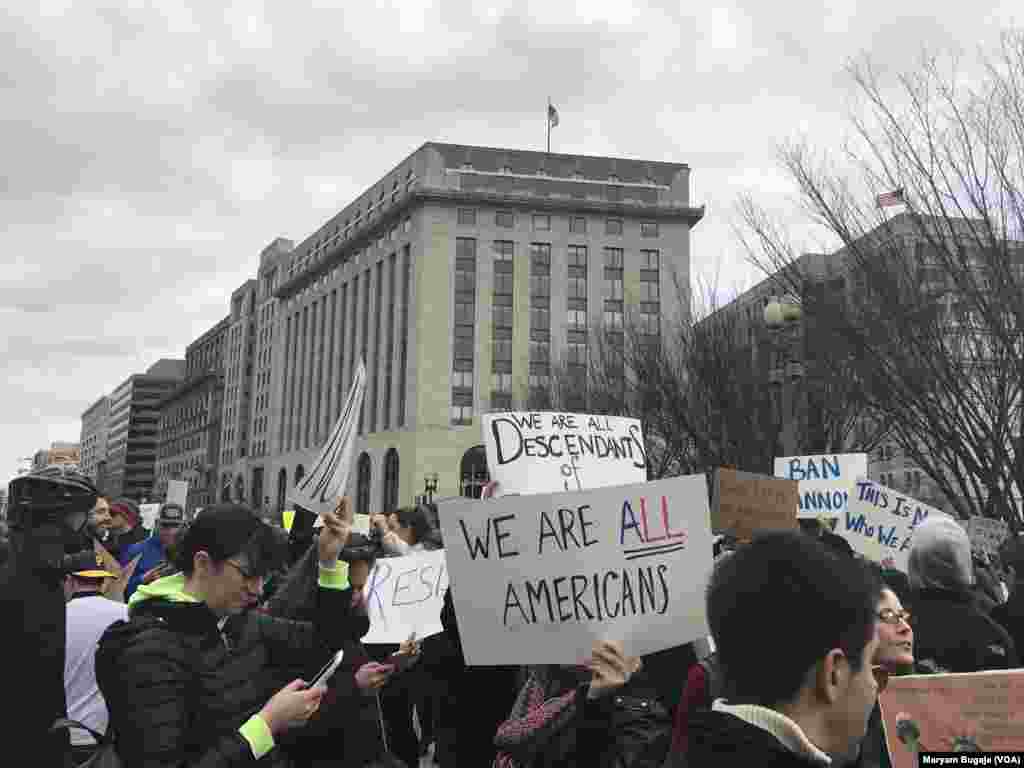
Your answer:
[871,665,890,693]
[878,608,912,626]
[224,560,262,582]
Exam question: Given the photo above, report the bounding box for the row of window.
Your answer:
[457,208,661,238]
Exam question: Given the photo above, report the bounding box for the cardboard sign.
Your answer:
[481,411,647,495]
[166,480,189,508]
[967,516,1010,560]
[837,479,949,571]
[773,453,866,519]
[712,469,799,540]
[360,549,448,644]
[880,670,1024,766]
[437,474,713,666]
[292,361,366,522]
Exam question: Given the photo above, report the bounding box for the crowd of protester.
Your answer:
[9,464,1024,767]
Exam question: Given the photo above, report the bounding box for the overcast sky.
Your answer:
[1,0,1020,486]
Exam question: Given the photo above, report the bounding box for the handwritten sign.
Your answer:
[773,453,866,519]
[292,361,366,522]
[361,549,448,644]
[712,469,799,541]
[837,478,949,571]
[880,670,1024,767]
[437,475,713,665]
[481,411,647,495]
[967,516,1010,560]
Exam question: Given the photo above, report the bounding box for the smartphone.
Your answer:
[306,649,345,689]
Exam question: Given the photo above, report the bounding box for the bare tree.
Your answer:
[738,33,1024,525]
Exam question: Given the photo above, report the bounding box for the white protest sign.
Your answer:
[166,480,189,508]
[837,478,950,572]
[967,516,1010,560]
[774,453,867,519]
[482,411,647,495]
[361,549,448,644]
[291,361,366,524]
[139,503,160,531]
[438,474,713,666]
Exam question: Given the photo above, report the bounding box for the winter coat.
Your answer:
[910,587,1018,672]
[96,565,354,768]
[683,709,828,768]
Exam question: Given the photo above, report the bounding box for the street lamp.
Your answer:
[424,472,439,505]
[763,296,805,456]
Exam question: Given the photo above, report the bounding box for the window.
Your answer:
[531,307,551,331]
[604,247,624,269]
[606,218,623,236]
[640,281,660,302]
[496,211,515,228]
[530,340,551,362]
[530,242,551,269]
[641,221,659,238]
[568,277,587,299]
[568,245,588,268]
[567,309,587,328]
[570,216,587,234]
[493,240,514,262]
[493,340,512,363]
[567,342,587,365]
[639,313,659,335]
[453,370,473,389]
[604,309,624,328]
[529,372,550,389]
[494,372,512,392]
[455,301,475,324]
[458,208,476,226]
[533,214,551,231]
[451,405,473,424]
[607,278,623,300]
[494,273,514,295]
[493,305,513,328]
[641,249,660,270]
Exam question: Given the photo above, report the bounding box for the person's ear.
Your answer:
[817,648,848,704]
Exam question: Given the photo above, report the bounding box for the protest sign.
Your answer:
[712,469,799,541]
[967,516,1010,560]
[773,453,866,519]
[291,361,366,523]
[139,503,160,531]
[837,478,948,571]
[361,549,448,644]
[166,480,188,508]
[879,670,1024,767]
[481,411,647,495]
[438,474,713,666]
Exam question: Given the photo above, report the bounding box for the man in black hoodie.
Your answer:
[684,531,883,768]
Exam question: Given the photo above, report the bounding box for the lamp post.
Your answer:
[424,472,439,505]
[763,296,805,457]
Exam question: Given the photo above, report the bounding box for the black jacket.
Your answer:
[684,710,826,768]
[96,574,355,767]
[911,587,1018,672]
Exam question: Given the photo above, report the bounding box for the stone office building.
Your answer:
[226,143,703,516]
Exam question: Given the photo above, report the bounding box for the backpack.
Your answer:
[604,693,674,768]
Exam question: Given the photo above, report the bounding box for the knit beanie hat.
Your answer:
[908,515,974,591]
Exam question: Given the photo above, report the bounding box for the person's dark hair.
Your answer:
[707,530,881,708]
[172,504,286,577]
[392,505,438,546]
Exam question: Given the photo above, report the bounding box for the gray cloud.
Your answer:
[2,0,1020,481]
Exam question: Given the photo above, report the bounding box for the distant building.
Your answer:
[105,359,185,501]
[155,318,229,512]
[32,441,81,470]
[80,396,111,491]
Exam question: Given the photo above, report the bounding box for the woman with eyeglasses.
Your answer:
[95,501,358,768]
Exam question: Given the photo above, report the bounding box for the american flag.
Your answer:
[876,188,905,207]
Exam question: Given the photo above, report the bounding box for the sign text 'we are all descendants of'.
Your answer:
[482,411,647,495]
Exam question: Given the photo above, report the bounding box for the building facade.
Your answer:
[105,359,185,501]
[32,441,81,470]
[249,142,702,516]
[155,318,229,512]
[80,397,110,491]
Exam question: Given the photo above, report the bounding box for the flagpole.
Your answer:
[546,97,551,155]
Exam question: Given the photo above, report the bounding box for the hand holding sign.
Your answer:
[318,497,352,565]
[586,640,642,699]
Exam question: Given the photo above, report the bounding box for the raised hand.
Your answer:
[586,640,642,699]
[319,497,352,566]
